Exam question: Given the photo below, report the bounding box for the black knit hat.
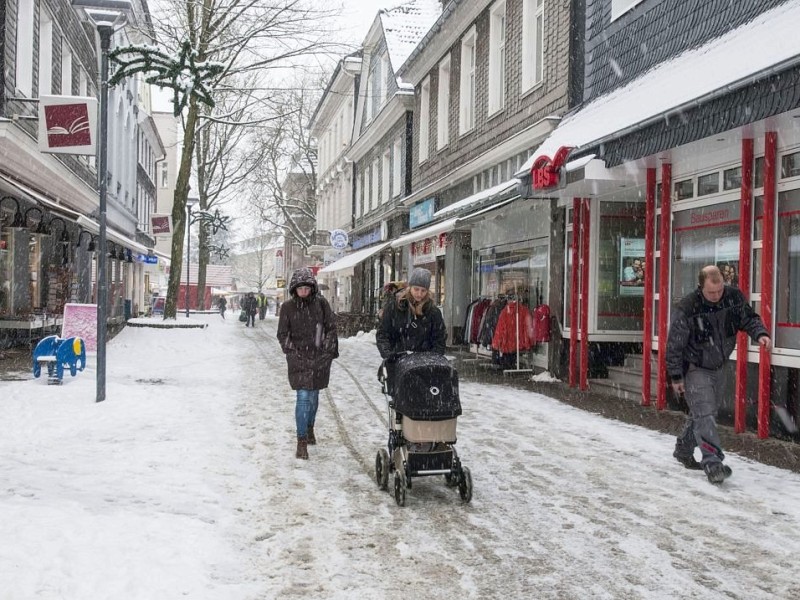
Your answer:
[408,267,432,290]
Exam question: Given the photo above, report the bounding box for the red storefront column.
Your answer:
[580,198,591,391]
[758,132,777,438]
[735,138,754,433]
[656,163,672,411]
[642,168,657,407]
[569,197,581,388]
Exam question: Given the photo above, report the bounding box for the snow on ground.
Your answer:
[1,313,799,599]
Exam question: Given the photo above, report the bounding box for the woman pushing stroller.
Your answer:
[376,267,446,381]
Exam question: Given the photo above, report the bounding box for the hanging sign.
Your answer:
[38,95,98,155]
[329,229,349,249]
[150,214,172,236]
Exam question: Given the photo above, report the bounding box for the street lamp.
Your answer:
[71,0,132,403]
[185,196,199,318]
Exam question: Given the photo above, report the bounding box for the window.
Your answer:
[459,27,476,134]
[488,1,507,116]
[781,150,800,178]
[364,77,372,122]
[374,56,384,111]
[159,162,168,188]
[356,171,363,217]
[437,56,451,150]
[775,189,800,349]
[61,40,73,95]
[372,159,379,210]
[393,138,402,197]
[16,0,35,96]
[522,0,544,92]
[697,172,720,196]
[419,76,431,163]
[382,150,391,203]
[382,56,390,102]
[38,13,53,96]
[611,0,645,21]
[723,167,742,190]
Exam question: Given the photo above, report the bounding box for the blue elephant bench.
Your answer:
[32,335,87,385]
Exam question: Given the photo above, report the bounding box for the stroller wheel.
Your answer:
[458,467,472,504]
[444,473,458,488]
[375,449,390,490]
[394,472,406,507]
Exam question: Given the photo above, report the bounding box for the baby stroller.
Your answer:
[375,352,472,506]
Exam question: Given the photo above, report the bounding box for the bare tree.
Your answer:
[243,83,322,252]
[135,0,342,318]
[231,225,281,292]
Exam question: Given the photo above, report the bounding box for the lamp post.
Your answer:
[71,0,132,403]
[185,196,199,318]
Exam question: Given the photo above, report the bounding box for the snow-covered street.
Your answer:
[2,314,800,599]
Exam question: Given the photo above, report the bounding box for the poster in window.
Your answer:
[619,237,645,296]
[714,237,739,287]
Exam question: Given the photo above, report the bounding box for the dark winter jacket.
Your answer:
[376,291,446,359]
[666,285,768,382]
[243,294,258,316]
[277,268,339,390]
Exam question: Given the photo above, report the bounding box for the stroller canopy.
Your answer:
[392,353,461,421]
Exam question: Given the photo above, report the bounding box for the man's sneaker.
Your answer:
[673,449,702,470]
[704,461,732,484]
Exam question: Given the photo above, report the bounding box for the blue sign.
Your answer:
[137,254,158,264]
[410,197,436,228]
[330,229,349,249]
[352,227,381,250]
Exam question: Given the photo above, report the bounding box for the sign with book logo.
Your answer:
[37,95,98,155]
[150,214,172,236]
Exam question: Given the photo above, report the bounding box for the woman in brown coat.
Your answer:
[277,268,338,459]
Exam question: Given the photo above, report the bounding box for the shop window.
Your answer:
[697,172,720,196]
[477,245,548,306]
[754,156,765,188]
[675,179,693,200]
[596,202,646,331]
[723,166,742,191]
[775,188,800,349]
[781,151,800,179]
[672,200,740,301]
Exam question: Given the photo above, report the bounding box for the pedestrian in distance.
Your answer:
[217,295,227,319]
[277,268,339,460]
[376,267,446,392]
[242,292,258,327]
[666,265,771,484]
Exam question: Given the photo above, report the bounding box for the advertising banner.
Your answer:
[61,303,98,352]
[618,237,645,296]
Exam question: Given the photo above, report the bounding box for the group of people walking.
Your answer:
[274,262,769,486]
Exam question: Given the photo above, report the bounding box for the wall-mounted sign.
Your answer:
[38,95,98,155]
[329,229,349,249]
[151,214,172,236]
[352,227,381,250]
[410,197,436,228]
[137,254,158,264]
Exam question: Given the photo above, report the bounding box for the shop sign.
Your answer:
[411,234,448,266]
[329,229,349,249]
[275,249,284,274]
[530,146,573,190]
[409,198,436,228]
[136,254,158,264]
[352,227,381,250]
[151,214,172,236]
[38,95,98,155]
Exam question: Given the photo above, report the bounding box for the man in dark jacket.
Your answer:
[666,265,770,484]
[376,268,446,394]
[277,268,339,460]
[243,292,258,327]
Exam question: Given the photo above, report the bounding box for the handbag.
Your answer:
[238,310,247,322]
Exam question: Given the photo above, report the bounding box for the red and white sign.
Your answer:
[37,95,98,155]
[150,214,172,236]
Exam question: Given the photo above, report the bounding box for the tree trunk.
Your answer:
[164,97,199,319]
[197,222,209,310]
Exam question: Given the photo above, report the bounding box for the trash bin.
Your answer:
[124,299,132,321]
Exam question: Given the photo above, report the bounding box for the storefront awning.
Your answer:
[433,178,518,218]
[517,0,800,176]
[390,217,459,249]
[318,241,391,274]
[76,215,151,255]
[455,197,517,225]
[0,172,82,220]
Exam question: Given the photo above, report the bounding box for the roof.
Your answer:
[381,0,442,74]
[519,0,800,174]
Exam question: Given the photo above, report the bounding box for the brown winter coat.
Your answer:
[277,270,338,390]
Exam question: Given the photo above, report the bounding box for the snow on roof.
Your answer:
[433,178,518,218]
[519,0,800,174]
[381,0,442,75]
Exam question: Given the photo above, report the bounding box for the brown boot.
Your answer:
[296,436,309,460]
[307,425,316,445]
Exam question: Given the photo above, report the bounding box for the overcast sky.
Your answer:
[334,0,402,44]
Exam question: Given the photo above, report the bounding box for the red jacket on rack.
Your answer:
[491,301,534,353]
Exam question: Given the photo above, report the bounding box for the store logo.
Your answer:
[44,104,92,148]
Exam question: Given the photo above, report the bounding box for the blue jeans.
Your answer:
[295,389,319,438]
